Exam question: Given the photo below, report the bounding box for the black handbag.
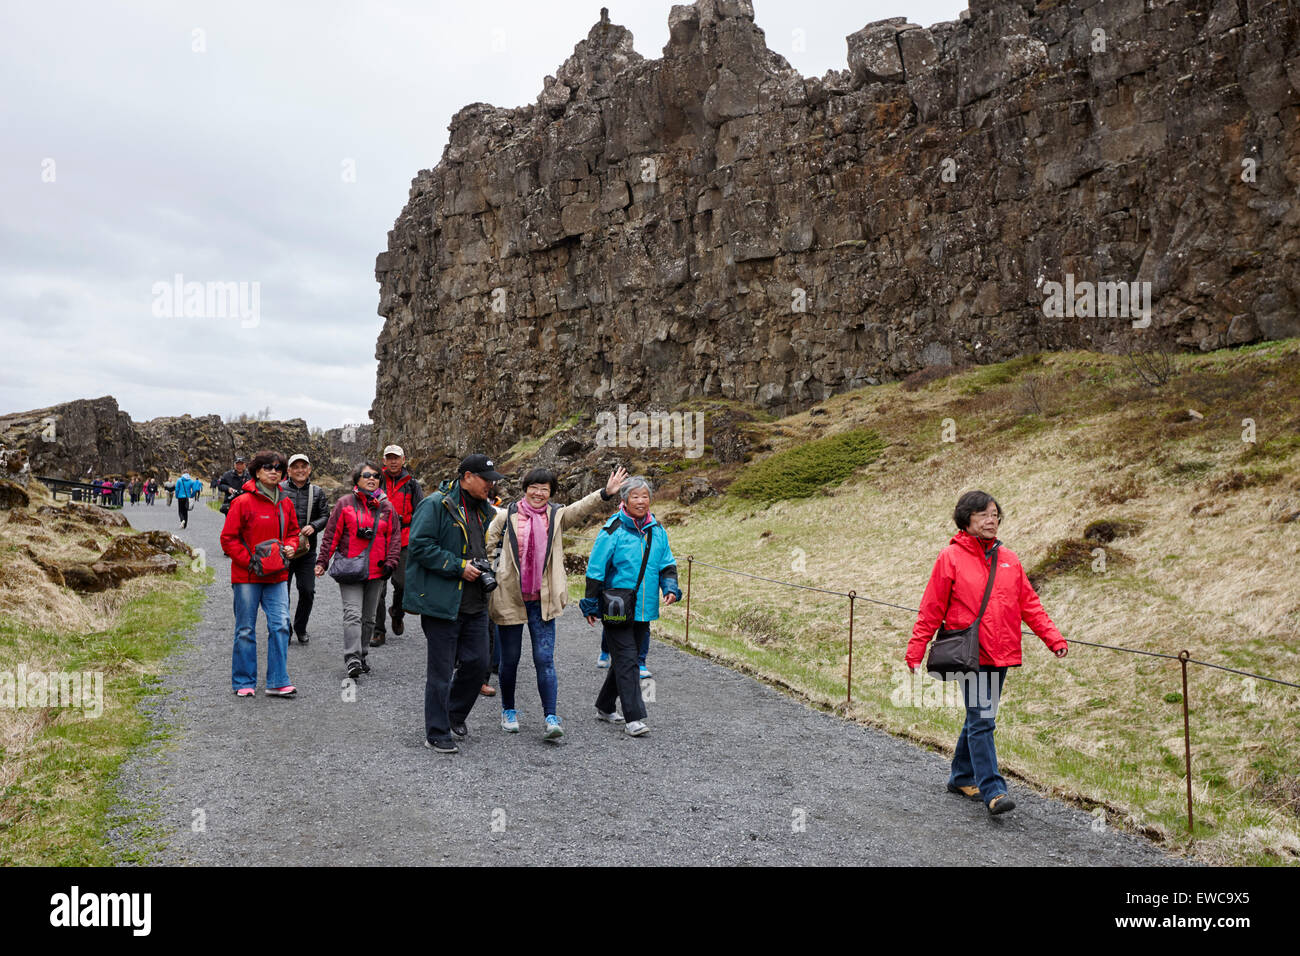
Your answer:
[599,530,652,624]
[926,543,999,681]
[328,501,378,584]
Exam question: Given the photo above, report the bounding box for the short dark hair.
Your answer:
[520,468,558,495]
[248,449,287,478]
[352,460,382,486]
[954,490,1002,531]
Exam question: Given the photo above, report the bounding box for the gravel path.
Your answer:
[108,496,1180,865]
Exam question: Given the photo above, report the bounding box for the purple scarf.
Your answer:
[516,499,549,599]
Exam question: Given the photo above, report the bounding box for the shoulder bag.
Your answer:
[926,543,999,680]
[328,499,378,584]
[247,499,289,578]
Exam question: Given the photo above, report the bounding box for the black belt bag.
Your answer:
[926,543,999,681]
[600,532,652,624]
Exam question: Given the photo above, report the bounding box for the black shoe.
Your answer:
[450,722,468,738]
[361,656,371,674]
[391,616,404,636]
[346,657,362,679]
[370,632,386,647]
[425,737,458,753]
[297,632,309,645]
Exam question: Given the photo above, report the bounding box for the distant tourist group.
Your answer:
[206,441,1065,815]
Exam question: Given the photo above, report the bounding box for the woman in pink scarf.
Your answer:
[485,465,626,741]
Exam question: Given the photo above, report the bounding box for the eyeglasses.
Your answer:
[359,472,381,480]
[973,511,1002,521]
[259,464,283,473]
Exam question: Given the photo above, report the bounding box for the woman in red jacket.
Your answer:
[315,461,401,679]
[220,450,301,698]
[907,491,1068,815]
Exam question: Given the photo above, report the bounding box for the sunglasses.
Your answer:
[259,464,284,473]
[359,472,381,480]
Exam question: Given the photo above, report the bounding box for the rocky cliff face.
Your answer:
[373,0,1300,462]
[0,396,373,482]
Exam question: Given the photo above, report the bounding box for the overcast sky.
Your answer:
[1,0,966,430]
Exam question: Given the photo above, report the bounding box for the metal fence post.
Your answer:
[1179,649,1193,835]
[846,590,856,705]
[684,556,693,648]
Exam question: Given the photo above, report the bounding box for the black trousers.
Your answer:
[286,549,317,637]
[421,609,489,742]
[595,620,649,722]
[177,498,189,522]
[374,546,408,635]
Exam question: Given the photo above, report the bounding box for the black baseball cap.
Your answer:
[457,454,503,482]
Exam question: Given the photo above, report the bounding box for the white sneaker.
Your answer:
[595,708,625,724]
[624,720,649,737]
[501,708,519,733]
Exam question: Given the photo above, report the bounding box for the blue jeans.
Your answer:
[948,666,1008,803]
[232,581,291,691]
[497,601,558,715]
[601,623,650,666]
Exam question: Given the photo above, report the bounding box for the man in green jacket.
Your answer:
[406,453,503,753]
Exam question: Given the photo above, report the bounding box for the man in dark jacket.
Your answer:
[372,444,423,644]
[405,453,502,753]
[218,457,249,507]
[281,453,331,643]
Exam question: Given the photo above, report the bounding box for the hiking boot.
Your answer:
[544,715,564,741]
[391,614,404,636]
[988,794,1016,816]
[501,709,520,733]
[370,632,386,647]
[947,783,981,799]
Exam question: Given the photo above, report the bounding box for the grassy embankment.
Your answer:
[0,482,209,864]
[565,341,1299,865]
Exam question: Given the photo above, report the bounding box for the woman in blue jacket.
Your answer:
[580,477,681,737]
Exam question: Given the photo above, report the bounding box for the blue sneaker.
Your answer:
[596,652,610,669]
[639,664,652,679]
[501,709,519,733]
[544,715,564,741]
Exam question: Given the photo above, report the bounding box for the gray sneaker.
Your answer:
[595,708,625,724]
[624,720,649,737]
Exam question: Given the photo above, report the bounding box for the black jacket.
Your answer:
[218,468,250,500]
[279,480,330,543]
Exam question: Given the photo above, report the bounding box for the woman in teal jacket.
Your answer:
[580,477,681,737]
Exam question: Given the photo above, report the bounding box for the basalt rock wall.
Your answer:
[373,0,1300,462]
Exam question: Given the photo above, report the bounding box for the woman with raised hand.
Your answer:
[485,465,626,741]
[579,476,681,738]
[906,490,1068,816]
[315,461,401,680]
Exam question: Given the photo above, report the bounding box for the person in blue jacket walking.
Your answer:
[174,470,202,529]
[579,477,681,737]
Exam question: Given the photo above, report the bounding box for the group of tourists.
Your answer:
[208,436,1065,813]
[86,475,162,507]
[215,445,681,752]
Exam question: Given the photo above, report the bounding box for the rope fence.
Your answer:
[664,550,1297,835]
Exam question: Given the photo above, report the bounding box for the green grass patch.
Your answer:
[728,428,886,502]
[0,567,210,865]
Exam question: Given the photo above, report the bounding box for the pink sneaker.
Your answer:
[265,686,297,698]
[235,687,255,698]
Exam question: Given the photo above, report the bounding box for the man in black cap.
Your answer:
[404,453,504,753]
[217,456,250,510]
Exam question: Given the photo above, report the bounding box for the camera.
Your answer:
[355,525,376,540]
[470,557,497,593]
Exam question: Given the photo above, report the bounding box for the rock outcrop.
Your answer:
[0,396,374,482]
[373,0,1300,464]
